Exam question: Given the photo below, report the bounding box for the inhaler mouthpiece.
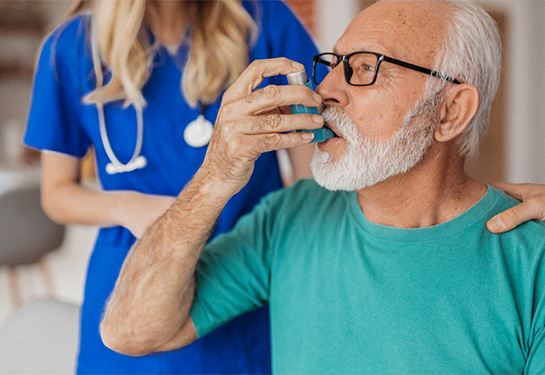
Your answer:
[286,70,335,143]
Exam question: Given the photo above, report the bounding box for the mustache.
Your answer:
[319,106,354,139]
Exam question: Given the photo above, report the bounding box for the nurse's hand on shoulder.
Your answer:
[487,182,545,233]
[117,193,176,238]
[201,58,323,195]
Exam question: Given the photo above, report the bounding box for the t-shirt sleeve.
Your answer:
[190,195,274,338]
[23,19,90,158]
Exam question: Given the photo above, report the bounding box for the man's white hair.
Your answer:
[421,0,503,157]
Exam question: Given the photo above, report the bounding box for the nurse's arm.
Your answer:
[286,143,314,183]
[40,151,175,238]
[100,58,322,356]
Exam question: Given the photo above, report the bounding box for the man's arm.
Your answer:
[487,183,545,233]
[100,58,323,356]
[99,171,228,356]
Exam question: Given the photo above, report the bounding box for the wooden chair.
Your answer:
[0,186,65,307]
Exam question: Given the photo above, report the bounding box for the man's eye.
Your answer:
[354,64,375,76]
[330,59,342,69]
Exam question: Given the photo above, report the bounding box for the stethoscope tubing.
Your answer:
[97,102,147,175]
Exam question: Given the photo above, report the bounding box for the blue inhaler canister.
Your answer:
[287,70,335,143]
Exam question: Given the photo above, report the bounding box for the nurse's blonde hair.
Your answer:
[64,0,257,108]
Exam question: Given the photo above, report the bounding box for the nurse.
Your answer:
[24,1,318,373]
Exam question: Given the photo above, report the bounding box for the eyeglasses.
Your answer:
[312,51,462,86]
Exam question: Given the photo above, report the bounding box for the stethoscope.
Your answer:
[98,103,214,175]
[92,21,214,175]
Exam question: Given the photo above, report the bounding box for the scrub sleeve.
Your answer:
[24,1,320,374]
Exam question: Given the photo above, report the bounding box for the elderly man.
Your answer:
[101,0,545,372]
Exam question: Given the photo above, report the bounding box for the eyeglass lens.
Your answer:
[314,53,379,85]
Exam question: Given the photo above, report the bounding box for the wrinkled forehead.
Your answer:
[335,0,452,65]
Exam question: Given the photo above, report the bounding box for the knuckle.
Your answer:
[254,134,281,152]
[265,133,282,149]
[267,113,283,131]
[277,57,291,64]
[220,101,237,119]
[529,196,545,212]
[500,209,519,223]
[249,117,265,134]
[246,60,262,74]
[254,136,268,151]
[225,138,243,158]
[262,85,281,102]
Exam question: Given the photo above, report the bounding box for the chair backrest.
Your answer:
[0,187,65,265]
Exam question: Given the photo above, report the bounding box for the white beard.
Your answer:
[311,96,438,191]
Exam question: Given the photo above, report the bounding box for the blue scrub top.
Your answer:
[24,1,319,374]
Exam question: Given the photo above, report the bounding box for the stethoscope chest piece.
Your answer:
[184,114,213,148]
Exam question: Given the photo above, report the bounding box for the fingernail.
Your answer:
[292,62,304,69]
[488,216,505,231]
[312,93,322,104]
[312,115,323,124]
[301,132,314,141]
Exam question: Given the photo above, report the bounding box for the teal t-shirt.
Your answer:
[191,180,545,374]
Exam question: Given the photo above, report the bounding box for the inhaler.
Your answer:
[286,70,335,143]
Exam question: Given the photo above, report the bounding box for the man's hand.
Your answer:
[487,183,545,233]
[202,58,323,195]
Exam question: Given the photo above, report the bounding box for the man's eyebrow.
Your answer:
[331,46,380,55]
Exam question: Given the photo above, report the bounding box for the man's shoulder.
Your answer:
[488,186,545,234]
[486,186,545,259]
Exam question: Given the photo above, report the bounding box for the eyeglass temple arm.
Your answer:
[381,55,461,84]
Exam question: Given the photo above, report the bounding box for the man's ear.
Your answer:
[435,84,480,142]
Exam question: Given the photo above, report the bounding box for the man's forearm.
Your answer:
[100,58,321,356]
[100,169,234,356]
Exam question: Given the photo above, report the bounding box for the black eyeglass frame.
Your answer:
[312,51,462,86]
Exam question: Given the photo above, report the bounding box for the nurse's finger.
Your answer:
[490,182,528,201]
[224,58,305,101]
[486,201,542,233]
[236,113,324,135]
[229,84,322,117]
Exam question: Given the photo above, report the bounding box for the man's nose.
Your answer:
[315,64,348,106]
